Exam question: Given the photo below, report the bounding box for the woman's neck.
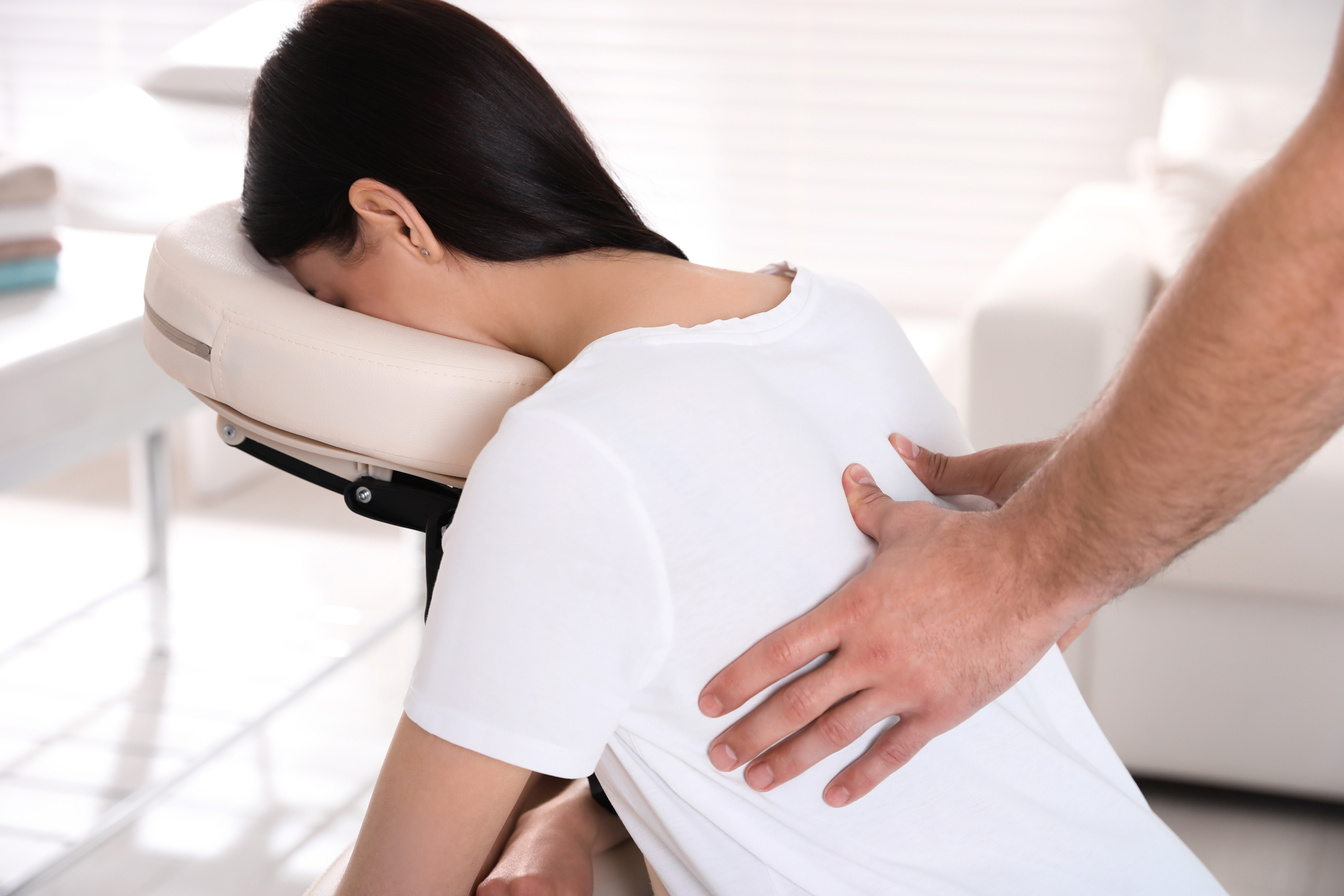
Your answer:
[460,252,793,372]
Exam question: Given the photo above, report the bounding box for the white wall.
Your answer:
[1157,0,1343,88]
[0,0,253,143]
[466,0,1344,312]
[475,1,1162,313]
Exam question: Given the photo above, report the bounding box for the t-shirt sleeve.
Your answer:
[403,407,672,778]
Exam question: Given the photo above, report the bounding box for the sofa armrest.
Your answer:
[964,183,1153,449]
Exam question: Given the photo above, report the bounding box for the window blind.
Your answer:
[471,0,1159,312]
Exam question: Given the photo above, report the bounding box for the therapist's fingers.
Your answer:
[706,656,857,773]
[698,600,840,720]
[821,714,940,807]
[889,433,1063,508]
[842,464,926,545]
[737,689,896,792]
[889,433,994,498]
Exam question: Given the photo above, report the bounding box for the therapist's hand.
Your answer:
[888,435,1093,648]
[888,433,1061,509]
[698,434,1080,807]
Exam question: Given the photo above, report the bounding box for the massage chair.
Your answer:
[144,201,664,896]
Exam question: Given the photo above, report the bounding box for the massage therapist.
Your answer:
[700,11,1344,807]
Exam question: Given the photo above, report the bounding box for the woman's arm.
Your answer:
[333,713,536,896]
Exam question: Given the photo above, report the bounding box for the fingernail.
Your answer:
[699,693,723,717]
[848,464,874,486]
[745,763,774,790]
[710,743,737,771]
[824,785,850,807]
[892,434,919,460]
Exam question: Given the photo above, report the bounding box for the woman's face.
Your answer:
[281,181,513,352]
[284,241,504,351]
[278,180,513,349]
[286,244,420,328]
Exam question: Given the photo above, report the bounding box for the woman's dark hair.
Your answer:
[241,0,684,263]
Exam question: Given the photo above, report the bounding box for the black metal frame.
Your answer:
[231,437,460,618]
[226,437,617,815]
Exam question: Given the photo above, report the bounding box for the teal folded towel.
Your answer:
[0,255,58,293]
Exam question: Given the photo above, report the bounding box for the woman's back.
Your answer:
[405,266,1223,895]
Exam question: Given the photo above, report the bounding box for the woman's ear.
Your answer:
[348,178,444,262]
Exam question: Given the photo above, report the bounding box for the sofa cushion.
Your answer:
[1135,77,1313,280]
[1157,429,1344,605]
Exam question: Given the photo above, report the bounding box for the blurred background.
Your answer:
[3,0,1341,311]
[2,1,1344,894]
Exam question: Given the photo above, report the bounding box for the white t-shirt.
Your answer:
[405,265,1226,896]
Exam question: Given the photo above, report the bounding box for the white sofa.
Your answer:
[960,79,1344,802]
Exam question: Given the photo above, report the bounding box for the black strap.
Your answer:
[233,435,349,493]
[423,510,456,620]
[227,438,461,618]
[588,773,618,815]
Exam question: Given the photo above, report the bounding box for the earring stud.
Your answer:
[420,248,430,257]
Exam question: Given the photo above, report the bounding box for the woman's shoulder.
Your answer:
[487,263,922,448]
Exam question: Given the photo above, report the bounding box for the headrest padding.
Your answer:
[144,201,551,480]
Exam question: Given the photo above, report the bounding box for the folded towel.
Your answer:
[0,156,58,205]
[0,236,61,262]
[0,255,59,293]
[0,203,58,243]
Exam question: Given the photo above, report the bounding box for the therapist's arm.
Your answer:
[699,19,1344,807]
[332,713,535,896]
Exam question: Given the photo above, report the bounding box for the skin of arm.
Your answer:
[697,15,1344,807]
[331,713,535,896]
[479,778,632,896]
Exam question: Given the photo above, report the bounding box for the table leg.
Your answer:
[130,428,173,655]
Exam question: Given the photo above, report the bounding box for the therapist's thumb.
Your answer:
[842,464,898,541]
[890,433,995,501]
[892,433,1063,507]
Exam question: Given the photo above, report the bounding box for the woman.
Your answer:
[243,2,1226,894]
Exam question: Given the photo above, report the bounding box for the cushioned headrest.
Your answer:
[143,201,551,485]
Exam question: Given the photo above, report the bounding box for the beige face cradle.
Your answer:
[143,200,551,490]
[143,200,552,602]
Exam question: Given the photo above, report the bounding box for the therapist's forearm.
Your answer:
[1003,80,1344,619]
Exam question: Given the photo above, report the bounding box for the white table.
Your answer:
[0,226,195,660]
[0,227,419,896]
[0,228,195,895]
[0,227,196,491]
